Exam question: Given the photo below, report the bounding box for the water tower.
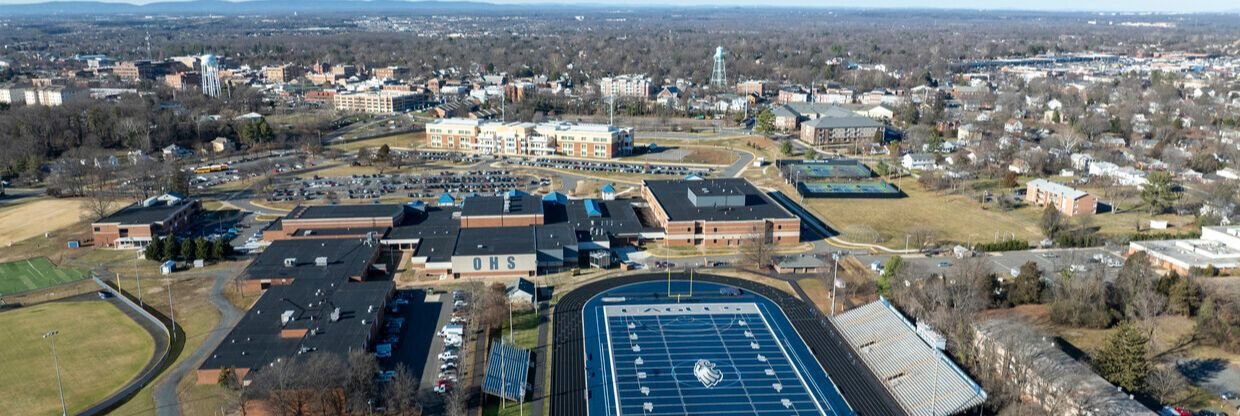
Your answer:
[711,46,727,89]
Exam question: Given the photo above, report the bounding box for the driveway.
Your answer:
[152,266,245,416]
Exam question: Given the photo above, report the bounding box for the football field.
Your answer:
[0,257,85,295]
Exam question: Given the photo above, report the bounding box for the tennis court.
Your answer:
[582,281,853,416]
[0,257,85,295]
[797,181,902,198]
[781,160,873,180]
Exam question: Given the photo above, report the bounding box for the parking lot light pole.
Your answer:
[43,330,68,416]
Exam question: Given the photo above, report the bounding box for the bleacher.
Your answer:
[483,341,531,402]
[832,299,987,416]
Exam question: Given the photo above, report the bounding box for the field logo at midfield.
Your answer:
[693,359,723,388]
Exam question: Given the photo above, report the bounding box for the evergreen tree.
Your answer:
[1040,204,1064,238]
[163,237,179,261]
[1094,321,1151,392]
[1194,297,1224,344]
[1167,276,1200,316]
[194,237,210,261]
[211,238,226,260]
[754,109,775,135]
[168,167,190,195]
[1141,171,1177,215]
[779,140,793,156]
[180,237,196,260]
[1009,261,1044,305]
[878,256,902,297]
[145,237,163,261]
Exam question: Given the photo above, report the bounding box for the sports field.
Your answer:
[782,160,873,180]
[0,301,155,415]
[583,281,853,416]
[0,196,91,245]
[0,257,85,295]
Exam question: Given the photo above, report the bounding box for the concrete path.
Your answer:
[152,267,245,416]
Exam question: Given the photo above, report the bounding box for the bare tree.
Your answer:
[346,350,380,415]
[384,364,420,416]
[739,233,775,271]
[443,384,468,416]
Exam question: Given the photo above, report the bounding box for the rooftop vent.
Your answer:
[314,257,328,267]
[283,257,297,267]
[330,307,341,322]
[280,310,295,326]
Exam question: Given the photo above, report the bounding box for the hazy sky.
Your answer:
[0,0,1233,13]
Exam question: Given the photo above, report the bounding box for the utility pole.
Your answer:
[43,330,68,416]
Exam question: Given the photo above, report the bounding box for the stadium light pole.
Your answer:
[830,252,840,317]
[43,330,68,416]
[168,278,177,342]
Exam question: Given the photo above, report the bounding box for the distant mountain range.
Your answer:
[0,0,534,16]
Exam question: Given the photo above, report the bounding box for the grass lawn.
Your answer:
[0,196,92,245]
[0,257,85,295]
[482,400,532,416]
[797,278,834,314]
[0,301,155,416]
[805,179,1042,248]
[106,265,232,416]
[499,309,541,350]
[329,132,425,152]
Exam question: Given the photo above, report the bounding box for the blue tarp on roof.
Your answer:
[584,199,602,217]
[482,341,530,402]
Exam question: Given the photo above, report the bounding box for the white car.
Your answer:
[438,352,458,361]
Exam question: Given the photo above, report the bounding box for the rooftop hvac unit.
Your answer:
[330,307,341,322]
[281,310,295,326]
[315,257,328,266]
[283,257,297,267]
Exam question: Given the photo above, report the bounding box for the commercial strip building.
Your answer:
[333,90,428,114]
[91,193,200,248]
[425,118,634,159]
[832,299,987,416]
[1025,179,1097,217]
[1128,225,1240,274]
[641,178,800,247]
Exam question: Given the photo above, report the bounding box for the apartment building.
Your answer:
[598,74,653,98]
[24,86,84,106]
[426,118,634,159]
[0,84,26,105]
[1025,179,1097,217]
[333,90,426,114]
[799,116,886,149]
[263,64,303,84]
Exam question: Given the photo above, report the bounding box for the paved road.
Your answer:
[152,266,245,416]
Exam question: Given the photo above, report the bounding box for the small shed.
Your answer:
[160,260,176,275]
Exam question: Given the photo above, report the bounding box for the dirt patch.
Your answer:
[0,197,91,245]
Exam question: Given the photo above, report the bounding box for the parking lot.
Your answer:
[373,289,471,404]
[507,157,711,177]
[267,170,545,202]
[856,247,1127,281]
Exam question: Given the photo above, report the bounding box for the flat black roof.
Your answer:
[554,199,646,237]
[643,178,795,222]
[454,227,536,256]
[241,238,380,281]
[200,279,392,372]
[387,207,459,241]
[460,195,543,217]
[96,201,195,225]
[286,204,404,220]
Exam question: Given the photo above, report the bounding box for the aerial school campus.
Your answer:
[5,2,1240,416]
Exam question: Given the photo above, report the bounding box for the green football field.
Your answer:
[0,257,85,295]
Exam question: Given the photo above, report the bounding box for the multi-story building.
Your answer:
[164,71,201,90]
[114,60,156,81]
[263,64,303,84]
[598,74,653,98]
[24,86,84,106]
[333,90,427,114]
[735,80,774,96]
[641,178,800,248]
[799,116,886,149]
[0,84,26,105]
[330,64,356,78]
[1025,179,1097,217]
[426,118,634,159]
[373,66,409,79]
[777,88,810,104]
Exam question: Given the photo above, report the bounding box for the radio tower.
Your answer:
[710,46,727,89]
